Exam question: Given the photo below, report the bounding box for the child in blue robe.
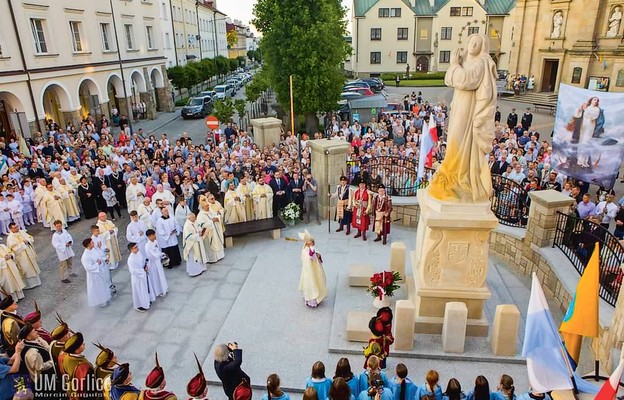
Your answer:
[491,375,516,400]
[442,378,466,400]
[358,355,390,395]
[466,376,493,400]
[390,364,418,400]
[306,361,332,400]
[419,370,443,400]
[333,357,360,397]
[358,372,393,400]
[262,374,290,400]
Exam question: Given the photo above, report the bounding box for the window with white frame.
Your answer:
[69,21,84,52]
[100,23,112,51]
[468,26,479,35]
[441,27,452,40]
[370,52,381,64]
[30,18,48,54]
[439,51,451,63]
[146,26,155,49]
[396,51,407,63]
[124,24,134,50]
[390,8,401,17]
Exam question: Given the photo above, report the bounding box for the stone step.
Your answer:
[348,264,375,287]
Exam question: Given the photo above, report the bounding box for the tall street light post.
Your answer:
[109,0,133,134]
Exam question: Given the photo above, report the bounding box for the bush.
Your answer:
[175,97,189,107]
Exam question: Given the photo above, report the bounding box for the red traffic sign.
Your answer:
[205,115,219,129]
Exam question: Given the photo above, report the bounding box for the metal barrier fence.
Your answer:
[490,174,530,228]
[553,211,624,306]
[345,156,432,196]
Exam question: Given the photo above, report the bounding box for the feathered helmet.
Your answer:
[186,353,207,398]
[145,352,166,389]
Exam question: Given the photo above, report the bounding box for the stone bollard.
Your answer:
[390,242,406,281]
[394,300,416,350]
[442,302,468,353]
[490,304,520,356]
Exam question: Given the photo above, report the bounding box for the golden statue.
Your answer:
[428,34,498,203]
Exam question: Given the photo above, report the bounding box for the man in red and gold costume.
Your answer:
[61,332,98,399]
[363,307,394,369]
[351,181,373,241]
[0,293,24,356]
[372,185,392,245]
[187,354,208,400]
[144,352,177,400]
[94,342,117,400]
[50,313,72,375]
[24,301,52,344]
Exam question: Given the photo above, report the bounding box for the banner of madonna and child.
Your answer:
[551,83,624,189]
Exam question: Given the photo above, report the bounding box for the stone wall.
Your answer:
[391,205,420,228]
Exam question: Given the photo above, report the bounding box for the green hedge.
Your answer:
[175,97,189,107]
[379,72,445,81]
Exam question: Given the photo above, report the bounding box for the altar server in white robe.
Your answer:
[125,176,146,213]
[90,225,113,291]
[154,207,182,267]
[150,199,164,228]
[196,202,225,264]
[127,242,151,312]
[126,211,148,256]
[145,229,168,297]
[80,238,111,307]
[96,212,122,270]
[6,223,41,289]
[182,213,207,277]
[174,198,192,230]
[6,194,24,230]
[151,185,175,214]
[137,197,155,229]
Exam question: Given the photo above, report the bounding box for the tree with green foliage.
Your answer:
[228,58,239,72]
[212,99,235,125]
[253,0,350,132]
[247,50,255,62]
[245,69,269,102]
[234,99,247,125]
[214,56,230,79]
[167,66,191,94]
[236,56,247,68]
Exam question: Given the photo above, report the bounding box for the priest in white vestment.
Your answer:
[43,183,66,230]
[151,185,175,214]
[80,238,112,307]
[145,229,169,297]
[126,211,148,256]
[137,197,155,229]
[196,203,225,264]
[0,244,26,301]
[96,212,122,270]
[237,177,255,221]
[298,230,327,308]
[6,223,41,289]
[182,214,208,277]
[125,176,146,213]
[127,243,151,312]
[174,198,192,230]
[224,183,246,224]
[58,178,80,222]
[154,207,182,267]
[252,181,273,219]
[33,179,48,227]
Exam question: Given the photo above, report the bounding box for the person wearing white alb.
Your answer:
[144,229,169,297]
[127,242,152,312]
[126,211,148,256]
[80,238,112,307]
[182,214,208,277]
[154,207,182,267]
[51,220,75,283]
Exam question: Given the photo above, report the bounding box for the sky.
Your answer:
[216,0,353,35]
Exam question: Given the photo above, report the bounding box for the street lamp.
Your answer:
[109,0,133,134]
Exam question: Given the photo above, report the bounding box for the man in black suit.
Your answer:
[506,108,518,129]
[521,107,533,131]
[28,162,45,179]
[269,170,288,218]
[288,171,305,214]
[491,157,510,175]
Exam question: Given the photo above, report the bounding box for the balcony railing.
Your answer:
[345,156,433,196]
[490,174,529,228]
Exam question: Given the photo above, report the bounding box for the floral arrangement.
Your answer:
[367,270,402,299]
[282,202,301,222]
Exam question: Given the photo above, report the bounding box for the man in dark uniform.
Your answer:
[506,108,518,129]
[521,107,533,131]
[0,294,24,356]
[109,165,127,209]
[494,106,501,123]
[269,171,288,218]
[143,353,177,400]
[110,363,142,400]
[288,172,305,214]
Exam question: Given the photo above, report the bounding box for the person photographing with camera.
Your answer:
[303,172,320,225]
[214,342,251,400]
[358,373,392,400]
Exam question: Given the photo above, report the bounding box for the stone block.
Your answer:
[271,229,280,240]
[394,300,415,350]
[225,236,234,248]
[349,264,375,287]
[346,311,372,342]
[490,304,520,356]
[442,302,468,353]
[390,242,406,281]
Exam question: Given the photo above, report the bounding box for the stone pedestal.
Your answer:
[140,92,157,120]
[155,87,175,112]
[390,242,406,281]
[442,302,467,353]
[526,190,574,248]
[308,140,350,218]
[349,264,375,287]
[411,189,498,337]
[394,300,416,350]
[490,304,520,356]
[250,117,282,149]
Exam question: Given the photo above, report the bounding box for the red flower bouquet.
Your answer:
[366,270,402,299]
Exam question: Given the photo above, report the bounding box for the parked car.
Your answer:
[200,90,216,98]
[214,85,230,100]
[345,87,374,96]
[181,95,213,119]
[357,78,384,92]
[343,81,371,90]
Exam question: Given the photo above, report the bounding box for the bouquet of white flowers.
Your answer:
[282,202,301,222]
